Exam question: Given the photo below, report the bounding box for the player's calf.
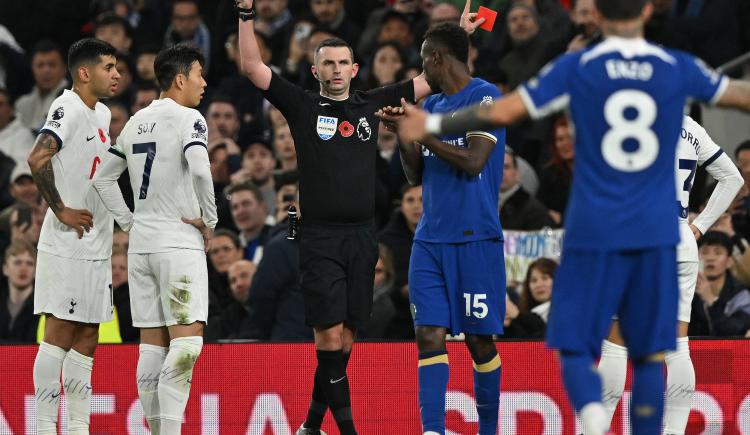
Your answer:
[466,335,501,435]
[630,353,666,435]
[416,326,449,434]
[559,351,608,435]
[64,324,98,435]
[159,336,203,435]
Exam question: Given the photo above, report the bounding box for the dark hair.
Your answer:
[315,37,354,63]
[4,240,37,264]
[104,99,129,115]
[213,229,241,249]
[595,0,648,20]
[399,182,420,199]
[135,81,160,95]
[32,39,65,60]
[735,140,750,159]
[381,10,410,27]
[172,0,200,12]
[225,181,265,204]
[153,42,204,91]
[520,258,558,312]
[95,12,133,39]
[136,43,162,57]
[423,22,469,63]
[67,38,117,77]
[208,94,237,112]
[698,231,733,255]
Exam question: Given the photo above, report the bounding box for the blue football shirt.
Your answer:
[416,78,505,243]
[518,37,727,250]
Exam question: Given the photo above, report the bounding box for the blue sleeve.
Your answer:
[466,83,504,143]
[517,53,577,120]
[678,52,728,105]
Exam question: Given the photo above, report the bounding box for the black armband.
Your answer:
[435,107,497,136]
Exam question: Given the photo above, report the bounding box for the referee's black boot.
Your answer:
[295,426,327,435]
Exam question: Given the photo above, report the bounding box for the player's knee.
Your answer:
[415,326,446,352]
[72,325,99,357]
[465,334,496,361]
[632,352,666,366]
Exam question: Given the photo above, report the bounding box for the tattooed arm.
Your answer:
[27,133,93,238]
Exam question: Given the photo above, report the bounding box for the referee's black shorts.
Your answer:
[299,221,378,329]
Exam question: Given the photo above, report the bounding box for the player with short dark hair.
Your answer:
[92,42,215,435]
[28,37,127,435]
[379,21,505,435]
[394,0,750,433]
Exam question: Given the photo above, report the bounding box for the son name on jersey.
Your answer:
[137,122,156,134]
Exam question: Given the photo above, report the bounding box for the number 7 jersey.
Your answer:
[111,98,213,253]
[518,37,728,250]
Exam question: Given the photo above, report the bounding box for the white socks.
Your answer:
[664,337,695,435]
[597,339,628,429]
[581,402,609,435]
[62,349,94,435]
[138,344,169,434]
[34,342,68,434]
[158,336,203,435]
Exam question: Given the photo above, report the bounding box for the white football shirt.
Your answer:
[37,89,115,260]
[110,98,216,253]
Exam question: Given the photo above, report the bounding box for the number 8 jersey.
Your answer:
[518,37,728,250]
[110,98,215,253]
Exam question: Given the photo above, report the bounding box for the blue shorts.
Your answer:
[409,238,505,335]
[546,246,679,358]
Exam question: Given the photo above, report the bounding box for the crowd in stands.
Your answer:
[1,0,750,342]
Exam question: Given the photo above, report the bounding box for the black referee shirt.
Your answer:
[263,72,415,224]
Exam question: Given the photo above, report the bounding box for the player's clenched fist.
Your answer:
[235,0,253,9]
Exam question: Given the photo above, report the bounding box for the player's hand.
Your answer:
[182,217,214,252]
[375,105,404,132]
[397,98,429,144]
[235,0,253,10]
[55,207,93,239]
[460,0,485,35]
[689,223,703,240]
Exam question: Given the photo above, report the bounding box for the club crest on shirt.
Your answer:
[480,96,494,107]
[356,117,371,142]
[316,115,338,140]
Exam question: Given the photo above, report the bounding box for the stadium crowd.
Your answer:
[1,0,750,342]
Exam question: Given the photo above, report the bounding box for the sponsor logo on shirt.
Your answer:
[356,117,371,142]
[316,115,338,140]
[192,118,208,140]
[338,120,354,138]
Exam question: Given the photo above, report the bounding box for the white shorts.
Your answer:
[128,250,208,328]
[34,251,113,324]
[677,261,699,323]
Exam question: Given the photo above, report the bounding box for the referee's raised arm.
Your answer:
[236,0,272,91]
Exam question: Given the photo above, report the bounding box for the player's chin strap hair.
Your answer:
[426,104,497,137]
[234,1,256,21]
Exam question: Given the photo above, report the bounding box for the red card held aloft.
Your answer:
[476,6,498,32]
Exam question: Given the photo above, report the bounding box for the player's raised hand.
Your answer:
[397,98,428,144]
[182,217,214,253]
[375,105,405,132]
[56,207,94,239]
[460,0,485,35]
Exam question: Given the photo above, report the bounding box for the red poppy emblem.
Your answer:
[339,121,354,138]
[98,128,107,143]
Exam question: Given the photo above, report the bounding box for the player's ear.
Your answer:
[351,62,359,78]
[77,65,90,84]
[641,1,653,22]
[175,73,185,90]
[311,64,318,79]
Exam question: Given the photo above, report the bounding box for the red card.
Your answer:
[476,6,498,32]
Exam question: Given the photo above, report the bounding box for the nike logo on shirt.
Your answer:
[319,102,331,107]
[86,135,95,141]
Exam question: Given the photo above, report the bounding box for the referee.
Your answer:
[235,1,484,433]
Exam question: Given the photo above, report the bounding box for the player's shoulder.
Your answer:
[467,78,501,101]
[94,101,111,118]
[681,114,702,132]
[48,91,82,118]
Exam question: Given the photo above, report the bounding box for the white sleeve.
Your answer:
[39,99,76,148]
[692,152,744,235]
[92,149,133,231]
[184,145,218,229]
